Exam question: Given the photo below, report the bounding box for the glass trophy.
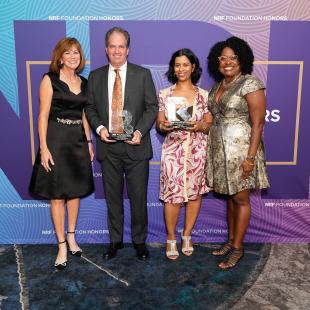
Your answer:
[109,110,134,141]
[167,97,194,129]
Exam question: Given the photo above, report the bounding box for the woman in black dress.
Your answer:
[29,38,94,270]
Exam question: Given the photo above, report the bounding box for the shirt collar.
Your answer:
[109,61,127,72]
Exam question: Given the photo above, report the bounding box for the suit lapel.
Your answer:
[124,63,135,111]
[101,66,109,116]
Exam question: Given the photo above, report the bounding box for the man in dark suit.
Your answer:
[85,27,158,260]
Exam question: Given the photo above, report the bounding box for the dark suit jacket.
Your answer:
[85,62,158,162]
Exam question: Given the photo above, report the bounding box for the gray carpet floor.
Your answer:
[0,243,309,309]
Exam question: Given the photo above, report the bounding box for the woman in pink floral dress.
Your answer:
[157,49,212,260]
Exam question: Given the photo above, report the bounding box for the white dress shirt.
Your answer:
[96,62,127,134]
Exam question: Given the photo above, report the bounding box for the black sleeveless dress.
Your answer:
[29,72,94,199]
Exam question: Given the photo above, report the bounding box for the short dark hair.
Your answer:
[105,27,130,48]
[207,36,254,82]
[166,48,202,85]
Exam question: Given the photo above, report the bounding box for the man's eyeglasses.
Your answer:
[218,55,238,63]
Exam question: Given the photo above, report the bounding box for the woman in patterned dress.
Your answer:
[157,49,212,260]
[206,37,269,269]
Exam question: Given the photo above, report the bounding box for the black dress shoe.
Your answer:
[134,243,149,261]
[103,242,124,260]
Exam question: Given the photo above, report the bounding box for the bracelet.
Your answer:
[87,139,93,143]
[245,158,255,166]
[246,155,255,160]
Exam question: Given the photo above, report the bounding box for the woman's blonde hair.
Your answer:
[49,37,85,73]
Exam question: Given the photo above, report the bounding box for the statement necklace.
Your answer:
[222,73,242,89]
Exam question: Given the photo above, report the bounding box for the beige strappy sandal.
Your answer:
[166,239,179,260]
[181,231,194,256]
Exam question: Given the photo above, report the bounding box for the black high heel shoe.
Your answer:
[54,240,67,270]
[67,231,82,257]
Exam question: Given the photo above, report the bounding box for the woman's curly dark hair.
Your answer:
[207,36,254,82]
[166,48,202,85]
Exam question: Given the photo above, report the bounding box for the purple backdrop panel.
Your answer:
[0,21,66,199]
[263,21,310,199]
[1,20,309,244]
[264,64,300,162]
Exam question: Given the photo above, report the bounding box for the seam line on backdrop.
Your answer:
[14,245,30,310]
[81,255,130,286]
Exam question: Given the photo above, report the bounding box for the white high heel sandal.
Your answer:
[181,231,194,256]
[166,240,179,260]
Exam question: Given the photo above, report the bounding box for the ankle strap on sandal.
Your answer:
[181,235,191,241]
[58,240,66,244]
[166,240,178,257]
[67,231,75,234]
[167,239,177,244]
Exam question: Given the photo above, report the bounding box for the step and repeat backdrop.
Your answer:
[0,0,309,243]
